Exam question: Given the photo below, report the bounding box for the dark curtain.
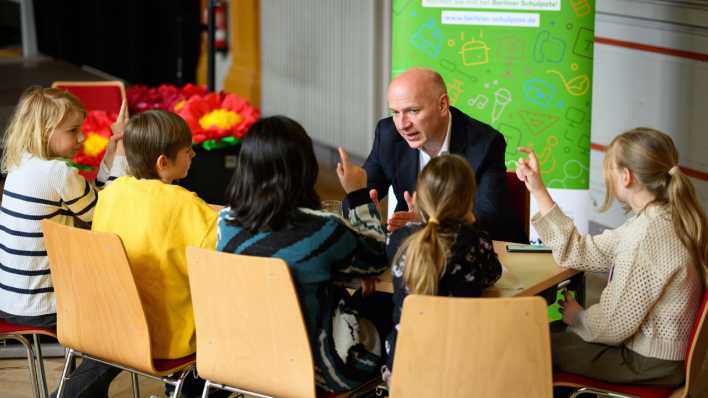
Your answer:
[33,0,202,86]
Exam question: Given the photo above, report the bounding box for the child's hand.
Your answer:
[559,290,583,326]
[107,99,128,158]
[515,147,545,193]
[111,99,129,137]
[336,147,367,193]
[516,147,556,215]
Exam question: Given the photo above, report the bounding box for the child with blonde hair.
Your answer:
[516,128,706,385]
[0,86,127,328]
[382,154,502,385]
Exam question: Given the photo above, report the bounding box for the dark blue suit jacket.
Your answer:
[362,106,526,243]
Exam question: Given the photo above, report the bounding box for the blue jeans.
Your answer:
[50,359,122,398]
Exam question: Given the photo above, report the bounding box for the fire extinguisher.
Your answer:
[214,1,228,52]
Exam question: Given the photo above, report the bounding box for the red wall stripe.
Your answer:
[594,36,708,63]
[591,143,708,181]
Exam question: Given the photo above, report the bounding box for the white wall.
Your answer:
[589,0,708,230]
[259,0,391,159]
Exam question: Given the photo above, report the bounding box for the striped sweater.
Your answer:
[0,153,128,316]
[217,189,387,393]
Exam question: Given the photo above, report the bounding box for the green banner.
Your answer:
[392,0,595,189]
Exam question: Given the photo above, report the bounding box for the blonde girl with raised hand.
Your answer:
[381,154,502,385]
[516,128,706,386]
[0,86,128,329]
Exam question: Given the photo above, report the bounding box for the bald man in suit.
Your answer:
[360,67,526,243]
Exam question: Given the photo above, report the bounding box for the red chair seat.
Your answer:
[153,354,196,373]
[553,371,676,398]
[0,319,56,336]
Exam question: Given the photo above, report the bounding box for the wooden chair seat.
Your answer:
[187,247,379,398]
[390,295,552,397]
[42,220,195,398]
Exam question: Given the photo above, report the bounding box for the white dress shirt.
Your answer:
[419,112,452,171]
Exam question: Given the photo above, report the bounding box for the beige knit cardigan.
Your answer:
[533,204,703,361]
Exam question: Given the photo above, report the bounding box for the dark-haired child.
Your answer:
[217,115,388,394]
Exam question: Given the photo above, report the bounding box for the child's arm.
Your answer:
[96,99,129,186]
[55,164,99,222]
[333,189,387,277]
[532,205,624,273]
[517,147,619,272]
[332,147,387,276]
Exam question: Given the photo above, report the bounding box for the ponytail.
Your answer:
[401,217,450,295]
[667,168,708,285]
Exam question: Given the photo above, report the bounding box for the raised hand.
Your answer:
[104,99,128,165]
[515,147,543,192]
[111,98,128,138]
[336,147,367,193]
[516,147,555,215]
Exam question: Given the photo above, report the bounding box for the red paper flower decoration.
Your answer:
[176,92,259,144]
[71,110,116,180]
[127,84,210,115]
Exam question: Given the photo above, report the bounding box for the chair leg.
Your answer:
[201,379,212,398]
[13,334,41,398]
[32,334,49,398]
[130,372,140,398]
[569,387,638,398]
[170,364,195,398]
[55,349,76,398]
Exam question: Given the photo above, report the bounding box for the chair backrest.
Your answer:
[506,171,530,238]
[41,220,155,373]
[51,81,126,114]
[685,291,708,397]
[186,247,317,398]
[390,295,552,398]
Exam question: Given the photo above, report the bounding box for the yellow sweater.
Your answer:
[92,176,217,359]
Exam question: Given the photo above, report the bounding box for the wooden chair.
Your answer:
[51,81,126,114]
[0,320,56,398]
[389,295,553,398]
[506,171,530,238]
[186,247,379,398]
[553,291,708,398]
[41,220,195,398]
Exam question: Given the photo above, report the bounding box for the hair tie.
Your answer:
[428,217,439,225]
[668,165,680,176]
